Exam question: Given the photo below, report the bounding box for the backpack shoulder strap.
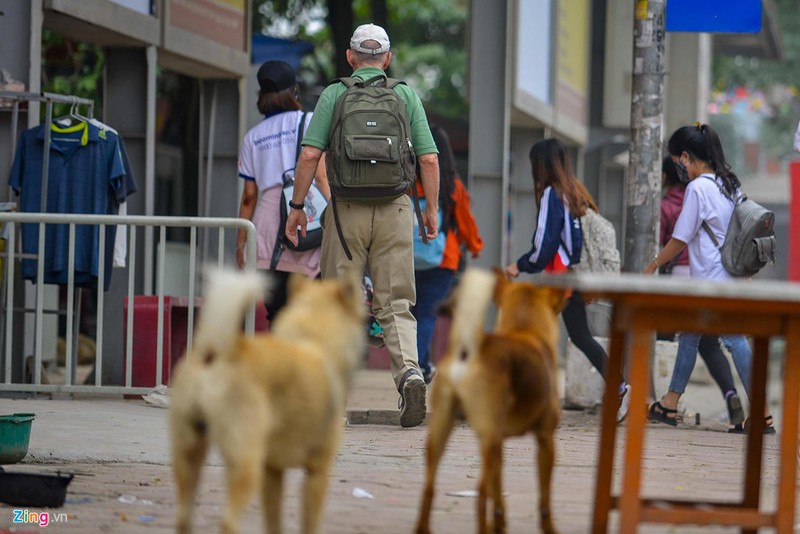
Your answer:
[330,77,358,88]
[386,78,406,89]
[701,220,721,249]
[698,174,732,248]
[294,111,308,165]
[700,174,737,203]
[358,74,388,87]
[410,184,427,244]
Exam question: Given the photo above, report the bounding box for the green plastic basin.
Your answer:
[0,413,35,464]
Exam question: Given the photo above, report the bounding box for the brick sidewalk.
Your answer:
[0,370,796,533]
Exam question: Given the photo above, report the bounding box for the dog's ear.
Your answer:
[287,272,311,299]
[336,266,363,311]
[492,267,509,303]
[547,287,569,313]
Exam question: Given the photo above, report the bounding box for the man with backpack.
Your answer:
[285,23,440,428]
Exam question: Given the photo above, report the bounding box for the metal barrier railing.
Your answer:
[0,212,256,394]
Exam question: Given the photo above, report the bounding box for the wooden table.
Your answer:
[534,273,800,533]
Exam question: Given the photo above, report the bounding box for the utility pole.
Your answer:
[624,0,666,272]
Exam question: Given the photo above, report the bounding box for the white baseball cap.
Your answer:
[350,23,391,54]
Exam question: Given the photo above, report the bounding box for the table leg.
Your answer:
[776,319,800,533]
[618,319,652,533]
[591,323,625,534]
[742,337,768,534]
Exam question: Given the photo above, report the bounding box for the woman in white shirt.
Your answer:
[236,61,330,323]
[643,123,772,434]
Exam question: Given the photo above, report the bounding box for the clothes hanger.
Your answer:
[53,97,90,128]
[53,97,75,127]
[51,98,89,142]
[87,115,118,135]
[69,97,92,124]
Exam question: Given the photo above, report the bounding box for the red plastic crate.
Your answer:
[123,296,268,388]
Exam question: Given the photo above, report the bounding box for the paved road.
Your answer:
[0,370,796,533]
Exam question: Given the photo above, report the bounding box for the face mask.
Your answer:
[675,159,690,184]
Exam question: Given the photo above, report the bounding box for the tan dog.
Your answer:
[169,268,365,534]
[415,267,565,534]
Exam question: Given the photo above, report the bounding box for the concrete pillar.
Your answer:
[0,0,43,143]
[102,47,154,384]
[664,33,711,138]
[468,0,510,268]
[199,78,241,266]
[507,127,543,264]
[0,0,56,383]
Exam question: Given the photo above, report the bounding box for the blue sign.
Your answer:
[252,35,314,70]
[666,0,762,33]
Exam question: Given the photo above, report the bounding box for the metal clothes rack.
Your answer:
[1,91,96,386]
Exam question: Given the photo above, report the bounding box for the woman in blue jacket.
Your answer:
[505,138,630,422]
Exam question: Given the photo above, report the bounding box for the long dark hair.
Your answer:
[667,123,740,197]
[416,125,457,232]
[430,125,457,233]
[256,86,302,116]
[662,156,683,189]
[529,138,592,217]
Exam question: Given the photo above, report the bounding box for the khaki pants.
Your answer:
[321,195,420,390]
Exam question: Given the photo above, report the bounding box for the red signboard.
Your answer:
[790,161,800,281]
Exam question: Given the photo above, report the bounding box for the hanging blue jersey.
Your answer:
[8,121,125,289]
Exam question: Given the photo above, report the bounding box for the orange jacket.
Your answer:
[416,178,483,270]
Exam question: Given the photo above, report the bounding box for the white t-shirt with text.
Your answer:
[238,110,310,191]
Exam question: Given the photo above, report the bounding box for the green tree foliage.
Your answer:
[41,31,104,119]
[711,0,800,163]
[253,0,468,120]
[712,0,799,89]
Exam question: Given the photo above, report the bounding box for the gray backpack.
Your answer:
[571,208,621,275]
[701,176,776,277]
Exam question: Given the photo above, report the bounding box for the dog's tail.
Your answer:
[448,268,496,362]
[191,268,267,363]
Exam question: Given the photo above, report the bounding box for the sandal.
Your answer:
[728,415,776,435]
[648,401,679,427]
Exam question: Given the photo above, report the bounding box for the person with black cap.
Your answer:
[236,60,330,323]
[284,23,440,428]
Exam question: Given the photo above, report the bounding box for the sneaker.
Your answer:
[617,384,631,424]
[726,393,745,426]
[399,371,427,428]
[423,364,437,385]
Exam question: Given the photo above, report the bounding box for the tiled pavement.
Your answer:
[0,369,796,533]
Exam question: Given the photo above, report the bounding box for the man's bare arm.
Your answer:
[418,153,440,240]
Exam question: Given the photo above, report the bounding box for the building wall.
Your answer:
[0,0,252,385]
[472,0,786,281]
[470,0,591,268]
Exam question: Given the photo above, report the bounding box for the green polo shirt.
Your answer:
[302,66,438,156]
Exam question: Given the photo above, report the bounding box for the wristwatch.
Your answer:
[288,200,305,210]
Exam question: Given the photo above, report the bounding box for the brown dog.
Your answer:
[415,267,565,534]
[169,268,365,534]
